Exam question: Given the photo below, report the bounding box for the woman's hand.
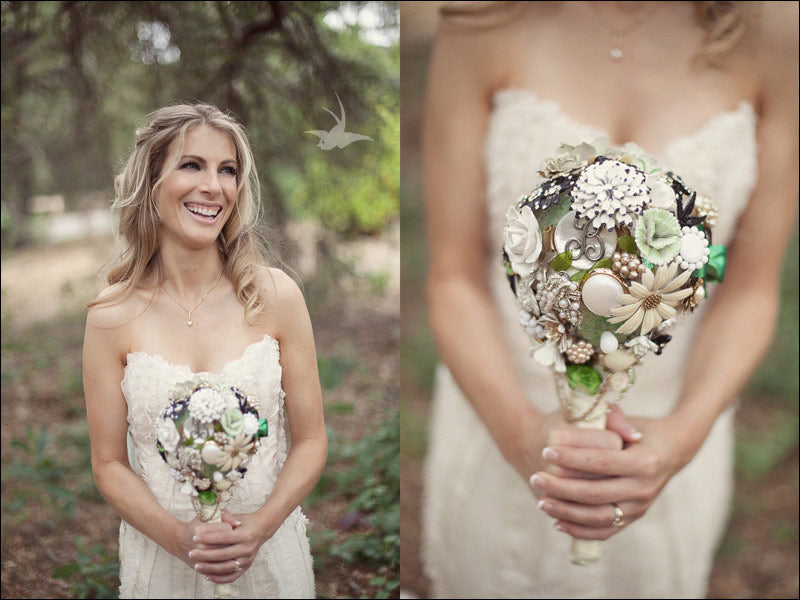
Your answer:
[531,406,685,540]
[189,510,273,584]
[170,516,234,571]
[501,407,632,486]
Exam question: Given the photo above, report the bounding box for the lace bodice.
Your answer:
[118,334,314,599]
[122,334,288,516]
[484,89,758,415]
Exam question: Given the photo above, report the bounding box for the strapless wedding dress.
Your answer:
[423,89,758,598]
[119,334,314,599]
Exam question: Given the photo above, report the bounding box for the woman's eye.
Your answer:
[181,161,200,170]
[222,166,238,176]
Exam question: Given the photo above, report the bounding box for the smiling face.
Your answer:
[155,124,239,251]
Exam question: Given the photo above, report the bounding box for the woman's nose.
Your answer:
[200,170,222,195]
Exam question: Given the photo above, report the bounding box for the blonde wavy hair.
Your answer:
[88,102,269,323]
[439,1,747,66]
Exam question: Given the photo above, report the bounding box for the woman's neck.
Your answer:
[157,241,226,301]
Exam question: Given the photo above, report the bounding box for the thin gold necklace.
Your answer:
[161,270,224,327]
[589,2,664,62]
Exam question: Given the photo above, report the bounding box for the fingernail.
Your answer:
[235,520,242,526]
[189,551,196,559]
[194,563,200,571]
[554,522,564,531]
[529,473,546,489]
[537,499,553,511]
[630,430,643,441]
[193,536,200,543]
[542,446,558,461]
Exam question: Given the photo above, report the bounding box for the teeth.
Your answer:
[187,205,220,217]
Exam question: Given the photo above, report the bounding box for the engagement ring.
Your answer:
[611,504,625,528]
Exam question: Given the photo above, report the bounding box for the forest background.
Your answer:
[1,2,400,598]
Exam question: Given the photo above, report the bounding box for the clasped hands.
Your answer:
[175,510,267,584]
[524,405,684,541]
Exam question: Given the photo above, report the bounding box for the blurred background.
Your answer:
[399,3,798,599]
[1,2,399,598]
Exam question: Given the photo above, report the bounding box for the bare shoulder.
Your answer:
[256,266,307,315]
[86,284,152,330]
[433,2,537,93]
[84,285,154,362]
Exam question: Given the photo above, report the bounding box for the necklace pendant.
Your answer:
[187,319,193,326]
[610,47,623,61]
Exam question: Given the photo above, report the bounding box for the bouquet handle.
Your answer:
[196,500,234,599]
[554,375,609,566]
[569,407,607,566]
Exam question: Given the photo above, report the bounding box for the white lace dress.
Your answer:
[119,334,315,599]
[423,89,758,598]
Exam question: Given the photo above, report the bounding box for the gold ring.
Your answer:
[233,558,241,573]
[611,504,625,528]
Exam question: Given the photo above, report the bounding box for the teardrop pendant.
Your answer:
[610,47,623,61]
[187,319,193,327]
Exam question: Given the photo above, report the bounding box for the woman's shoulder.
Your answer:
[255,266,307,313]
[86,283,154,330]
[433,2,538,93]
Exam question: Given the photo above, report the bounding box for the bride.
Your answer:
[422,2,797,598]
[83,103,327,598]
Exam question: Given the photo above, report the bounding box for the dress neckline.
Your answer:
[125,333,279,377]
[492,88,756,158]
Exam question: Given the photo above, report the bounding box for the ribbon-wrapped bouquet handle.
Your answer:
[502,138,725,565]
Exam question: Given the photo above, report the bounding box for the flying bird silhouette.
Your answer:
[305,93,372,150]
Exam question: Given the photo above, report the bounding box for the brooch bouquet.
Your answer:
[156,378,268,596]
[502,138,725,565]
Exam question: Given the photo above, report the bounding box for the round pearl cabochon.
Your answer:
[581,270,625,317]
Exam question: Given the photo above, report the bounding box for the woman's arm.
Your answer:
[534,5,799,539]
[191,268,327,583]
[83,303,225,566]
[424,20,629,484]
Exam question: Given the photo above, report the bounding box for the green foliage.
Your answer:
[310,411,399,574]
[290,101,400,236]
[400,322,437,394]
[748,229,799,401]
[1,1,399,246]
[399,402,428,463]
[366,271,390,295]
[2,426,77,521]
[769,519,798,545]
[52,536,120,599]
[370,573,401,599]
[317,352,357,391]
[327,401,356,415]
[735,413,799,481]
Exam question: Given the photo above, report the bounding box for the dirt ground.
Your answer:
[0,225,399,599]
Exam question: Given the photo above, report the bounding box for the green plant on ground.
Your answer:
[52,536,120,599]
[735,412,799,481]
[2,426,77,522]
[309,410,400,594]
[318,353,357,392]
[365,271,390,295]
[370,571,401,600]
